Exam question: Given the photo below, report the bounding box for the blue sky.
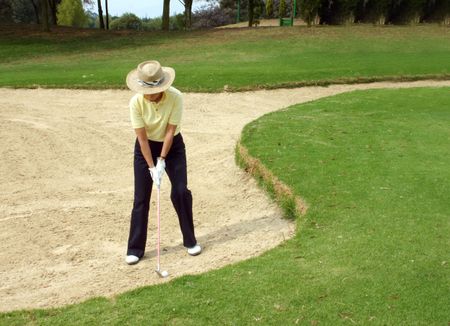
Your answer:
[85,0,210,19]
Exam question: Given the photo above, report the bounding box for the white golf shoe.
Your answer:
[187,244,202,256]
[125,255,140,265]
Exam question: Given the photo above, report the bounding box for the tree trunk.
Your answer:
[30,0,40,24]
[105,0,109,29]
[184,0,193,29]
[40,0,50,31]
[97,0,105,29]
[162,0,170,30]
[48,0,57,25]
[248,0,254,26]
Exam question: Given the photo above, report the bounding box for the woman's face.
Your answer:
[144,92,163,102]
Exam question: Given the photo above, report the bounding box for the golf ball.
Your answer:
[162,270,169,277]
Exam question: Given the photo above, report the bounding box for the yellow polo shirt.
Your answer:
[129,86,183,141]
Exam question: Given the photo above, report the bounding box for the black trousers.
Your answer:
[127,134,197,258]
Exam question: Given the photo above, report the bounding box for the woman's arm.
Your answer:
[160,124,177,159]
[135,128,155,168]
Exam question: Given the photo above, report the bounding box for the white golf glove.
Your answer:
[149,166,161,187]
[156,157,166,180]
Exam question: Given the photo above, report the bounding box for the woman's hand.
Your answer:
[149,166,161,187]
[156,157,166,180]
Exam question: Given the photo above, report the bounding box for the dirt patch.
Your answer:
[0,80,449,312]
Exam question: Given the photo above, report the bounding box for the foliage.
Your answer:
[56,0,87,27]
[0,0,14,22]
[172,13,186,30]
[266,0,274,17]
[421,0,450,23]
[299,0,321,25]
[10,0,39,23]
[109,12,142,30]
[193,1,235,28]
[254,0,264,19]
[84,9,97,28]
[387,0,426,24]
[141,17,162,31]
[319,0,359,24]
[279,0,286,17]
[355,0,390,24]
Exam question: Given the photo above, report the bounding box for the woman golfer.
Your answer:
[125,60,201,265]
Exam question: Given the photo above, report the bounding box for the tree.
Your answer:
[110,12,141,29]
[40,0,50,31]
[0,0,14,22]
[354,0,390,24]
[162,0,170,30]
[179,0,193,29]
[266,0,273,18]
[48,0,62,24]
[220,0,249,23]
[105,0,109,29]
[387,0,426,24]
[9,0,39,23]
[279,0,286,17]
[57,0,87,26]
[30,0,40,23]
[248,0,254,25]
[299,0,321,26]
[97,0,104,28]
[422,0,450,23]
[319,0,358,24]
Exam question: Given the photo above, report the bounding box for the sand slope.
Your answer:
[1,80,449,312]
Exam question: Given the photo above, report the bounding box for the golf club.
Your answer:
[155,184,169,278]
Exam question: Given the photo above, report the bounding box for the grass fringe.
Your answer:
[224,74,450,93]
[235,142,308,221]
[3,74,450,93]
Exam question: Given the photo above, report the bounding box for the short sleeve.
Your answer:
[129,95,145,129]
[169,92,183,126]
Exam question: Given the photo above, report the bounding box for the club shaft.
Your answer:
[157,185,160,271]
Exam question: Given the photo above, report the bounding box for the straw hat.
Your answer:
[126,60,175,94]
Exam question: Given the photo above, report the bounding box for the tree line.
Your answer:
[0,0,196,31]
[1,0,449,32]
[237,0,449,26]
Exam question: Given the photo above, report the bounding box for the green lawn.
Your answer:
[2,87,449,325]
[0,25,449,91]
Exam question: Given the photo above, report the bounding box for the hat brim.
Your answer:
[126,67,175,94]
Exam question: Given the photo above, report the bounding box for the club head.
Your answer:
[155,269,169,278]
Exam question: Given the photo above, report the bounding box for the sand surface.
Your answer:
[1,80,449,312]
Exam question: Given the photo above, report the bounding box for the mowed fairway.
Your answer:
[0,25,449,91]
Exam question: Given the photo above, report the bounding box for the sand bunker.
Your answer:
[1,80,449,312]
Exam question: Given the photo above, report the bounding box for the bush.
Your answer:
[299,0,321,25]
[171,13,185,30]
[387,0,426,24]
[193,2,235,28]
[0,0,14,23]
[109,12,142,30]
[355,0,390,24]
[319,0,358,24]
[279,0,286,17]
[141,17,162,31]
[421,0,450,23]
[266,0,274,17]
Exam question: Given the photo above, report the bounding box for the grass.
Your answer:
[0,24,449,91]
[2,87,449,325]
